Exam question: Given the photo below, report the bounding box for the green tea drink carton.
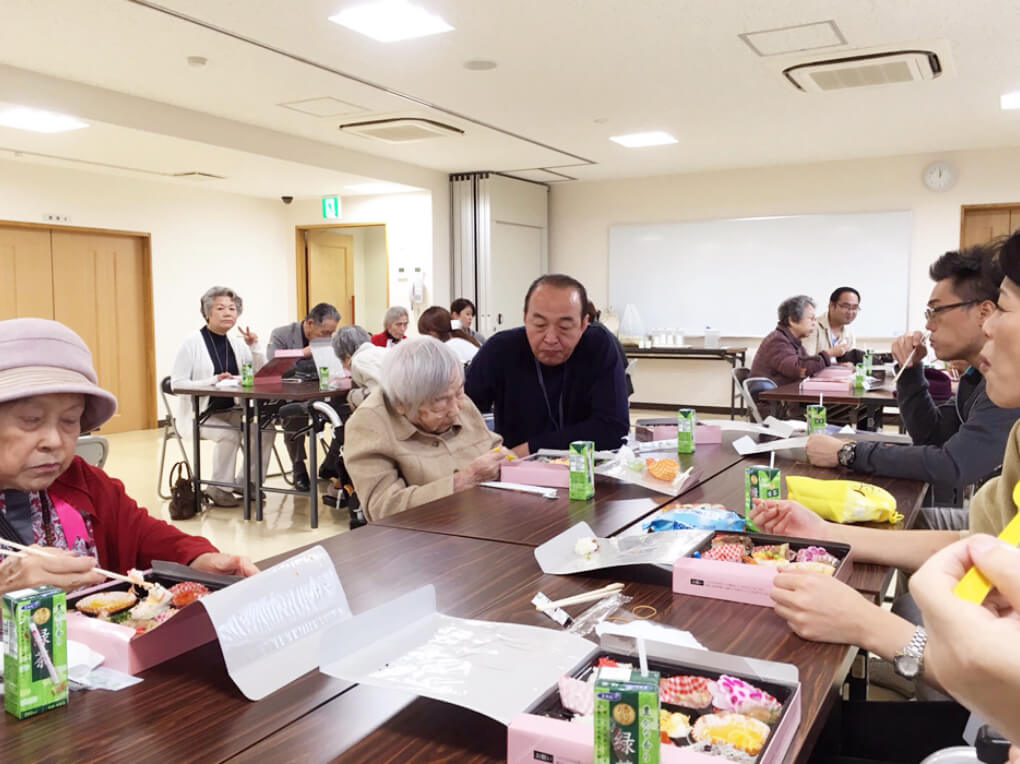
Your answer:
[240,363,254,387]
[569,440,595,500]
[806,404,827,435]
[744,465,781,532]
[594,666,660,764]
[3,585,68,719]
[676,408,696,455]
[863,351,873,375]
[853,364,865,390]
[318,365,331,390]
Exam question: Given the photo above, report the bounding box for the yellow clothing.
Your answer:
[969,420,1020,536]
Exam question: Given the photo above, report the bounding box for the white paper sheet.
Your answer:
[534,521,710,575]
[733,435,810,456]
[319,586,595,725]
[199,545,351,700]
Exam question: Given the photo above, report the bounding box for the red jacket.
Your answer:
[48,457,218,574]
[370,331,401,348]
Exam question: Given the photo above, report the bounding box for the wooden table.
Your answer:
[373,434,749,546]
[173,379,350,526]
[758,379,896,430]
[625,346,748,418]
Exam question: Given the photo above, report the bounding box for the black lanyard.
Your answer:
[534,357,565,431]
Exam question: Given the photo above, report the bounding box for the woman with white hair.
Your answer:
[343,337,512,521]
[171,286,275,507]
[331,325,386,409]
[370,306,409,348]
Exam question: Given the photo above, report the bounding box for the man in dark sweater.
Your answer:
[465,274,629,455]
[806,244,1020,515]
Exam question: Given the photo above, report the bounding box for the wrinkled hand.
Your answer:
[191,552,259,577]
[454,448,511,492]
[302,346,314,358]
[806,434,843,468]
[750,498,831,541]
[511,442,530,458]
[238,326,258,346]
[891,331,926,369]
[830,341,850,358]
[216,372,233,381]
[771,570,873,644]
[0,548,106,594]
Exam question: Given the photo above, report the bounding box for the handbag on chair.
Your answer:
[168,461,199,521]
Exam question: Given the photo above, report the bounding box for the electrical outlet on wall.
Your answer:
[42,213,71,223]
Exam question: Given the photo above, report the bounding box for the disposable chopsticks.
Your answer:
[534,582,624,612]
[0,539,153,590]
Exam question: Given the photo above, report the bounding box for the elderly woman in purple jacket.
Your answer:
[749,295,848,387]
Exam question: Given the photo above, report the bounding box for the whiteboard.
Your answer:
[608,211,912,337]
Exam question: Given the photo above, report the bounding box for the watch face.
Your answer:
[894,653,920,679]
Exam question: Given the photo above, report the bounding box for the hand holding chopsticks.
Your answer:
[0,539,152,590]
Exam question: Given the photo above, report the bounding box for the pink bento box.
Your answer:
[672,531,854,607]
[500,455,570,488]
[633,423,722,443]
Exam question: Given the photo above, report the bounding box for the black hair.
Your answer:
[523,274,589,320]
[929,244,1002,304]
[450,297,476,315]
[305,302,341,324]
[999,228,1020,287]
[417,306,480,347]
[829,287,860,305]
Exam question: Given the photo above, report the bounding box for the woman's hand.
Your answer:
[770,571,877,645]
[0,548,106,594]
[453,448,511,492]
[750,498,831,541]
[215,372,233,380]
[238,326,258,346]
[191,553,259,577]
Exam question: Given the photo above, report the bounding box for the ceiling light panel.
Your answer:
[609,131,678,148]
[279,96,367,117]
[1001,91,1020,110]
[328,1,454,42]
[0,106,89,133]
[740,20,846,57]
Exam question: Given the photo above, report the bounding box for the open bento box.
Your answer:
[671,531,854,607]
[65,547,352,693]
[316,586,801,764]
[66,561,235,675]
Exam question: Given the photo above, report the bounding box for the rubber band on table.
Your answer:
[631,604,658,619]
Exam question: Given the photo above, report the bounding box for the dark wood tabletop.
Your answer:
[758,379,896,406]
[373,435,749,546]
[174,378,351,401]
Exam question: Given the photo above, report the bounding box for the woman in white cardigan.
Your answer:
[171,286,275,507]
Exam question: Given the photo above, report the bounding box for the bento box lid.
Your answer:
[534,521,711,575]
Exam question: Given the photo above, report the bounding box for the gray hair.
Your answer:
[332,324,371,361]
[777,295,815,327]
[306,302,341,324]
[383,305,409,330]
[200,286,243,320]
[381,337,463,416]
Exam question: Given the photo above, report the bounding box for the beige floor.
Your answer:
[103,428,352,562]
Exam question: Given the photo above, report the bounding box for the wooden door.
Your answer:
[0,226,54,320]
[50,232,153,433]
[961,204,1020,247]
[306,231,354,326]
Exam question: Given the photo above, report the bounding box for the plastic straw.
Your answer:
[819,392,823,406]
[637,636,648,677]
[769,451,775,469]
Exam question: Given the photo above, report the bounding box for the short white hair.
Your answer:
[200,286,243,320]
[381,337,463,415]
[383,305,409,329]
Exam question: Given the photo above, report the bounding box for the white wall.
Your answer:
[550,146,1020,408]
[346,225,388,329]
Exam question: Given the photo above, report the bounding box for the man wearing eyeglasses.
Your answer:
[806,245,1020,516]
[803,286,861,361]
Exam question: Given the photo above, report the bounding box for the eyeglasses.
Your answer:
[836,303,861,312]
[924,300,977,322]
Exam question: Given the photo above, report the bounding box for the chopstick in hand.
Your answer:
[0,539,153,590]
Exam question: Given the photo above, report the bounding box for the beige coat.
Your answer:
[344,389,502,521]
[802,311,856,357]
[969,419,1020,536]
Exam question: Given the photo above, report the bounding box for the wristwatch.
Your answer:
[893,625,927,679]
[836,441,857,468]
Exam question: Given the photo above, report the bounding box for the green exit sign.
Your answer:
[321,196,341,219]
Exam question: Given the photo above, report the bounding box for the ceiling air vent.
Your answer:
[339,118,463,143]
[783,50,941,92]
[171,171,226,181]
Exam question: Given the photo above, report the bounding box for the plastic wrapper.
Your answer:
[643,506,746,533]
[534,521,711,575]
[566,592,632,637]
[595,443,695,496]
[786,475,902,524]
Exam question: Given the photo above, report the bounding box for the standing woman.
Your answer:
[171,286,275,507]
[371,306,409,348]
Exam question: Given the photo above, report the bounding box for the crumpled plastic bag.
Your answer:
[643,506,746,533]
[786,475,902,525]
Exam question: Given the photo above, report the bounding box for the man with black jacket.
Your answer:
[805,245,1020,521]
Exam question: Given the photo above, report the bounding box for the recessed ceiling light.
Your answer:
[344,182,419,194]
[328,0,454,42]
[0,106,89,133]
[463,59,497,71]
[609,131,677,148]
[1001,90,1020,110]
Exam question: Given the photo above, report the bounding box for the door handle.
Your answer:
[498,313,503,325]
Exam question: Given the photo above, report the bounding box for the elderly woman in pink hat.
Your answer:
[0,318,258,596]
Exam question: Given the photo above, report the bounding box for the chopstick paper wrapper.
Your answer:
[479,481,558,499]
[953,482,1020,604]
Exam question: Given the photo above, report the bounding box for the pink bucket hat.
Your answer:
[0,318,118,432]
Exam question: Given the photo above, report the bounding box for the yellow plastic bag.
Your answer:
[786,475,903,525]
